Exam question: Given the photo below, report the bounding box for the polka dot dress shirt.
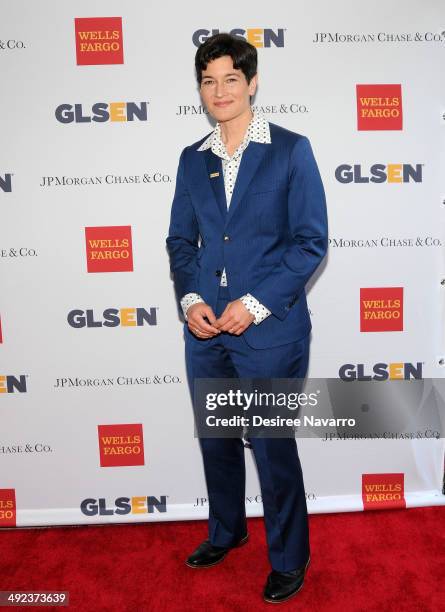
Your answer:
[180,110,272,326]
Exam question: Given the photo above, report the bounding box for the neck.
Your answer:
[219,107,253,148]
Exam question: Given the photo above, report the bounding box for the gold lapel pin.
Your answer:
[209,172,220,178]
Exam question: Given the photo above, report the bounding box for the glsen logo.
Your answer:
[0,173,12,192]
[335,164,422,184]
[0,375,27,393]
[67,308,157,328]
[75,17,123,65]
[360,288,403,332]
[98,424,145,467]
[80,496,167,516]
[85,226,133,273]
[356,84,402,130]
[339,362,422,381]
[192,28,284,47]
[55,102,148,124]
[362,473,405,510]
[0,489,16,526]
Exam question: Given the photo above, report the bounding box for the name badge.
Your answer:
[209,172,220,178]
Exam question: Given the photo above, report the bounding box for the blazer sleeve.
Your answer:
[248,136,328,321]
[166,147,200,301]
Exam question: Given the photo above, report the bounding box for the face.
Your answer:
[199,55,257,123]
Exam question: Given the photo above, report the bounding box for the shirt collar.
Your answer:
[197,110,271,159]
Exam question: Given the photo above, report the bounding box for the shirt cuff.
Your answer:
[180,293,204,320]
[240,293,272,325]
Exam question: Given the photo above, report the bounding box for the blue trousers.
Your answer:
[184,285,310,571]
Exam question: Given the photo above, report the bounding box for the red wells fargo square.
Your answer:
[75,17,124,65]
[85,226,133,273]
[360,287,403,332]
[362,473,405,510]
[98,424,145,467]
[356,84,403,130]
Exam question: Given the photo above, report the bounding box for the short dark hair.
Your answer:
[195,33,257,85]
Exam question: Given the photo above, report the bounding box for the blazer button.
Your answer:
[223,235,230,241]
[215,270,222,277]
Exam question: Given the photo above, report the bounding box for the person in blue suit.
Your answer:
[166,32,328,603]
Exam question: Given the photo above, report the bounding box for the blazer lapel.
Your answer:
[225,141,268,227]
[203,149,227,221]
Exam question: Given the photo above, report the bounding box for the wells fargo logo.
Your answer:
[362,473,405,509]
[356,84,403,130]
[192,28,284,47]
[335,163,422,183]
[67,307,157,328]
[0,375,27,394]
[55,102,148,124]
[85,226,133,273]
[75,17,124,65]
[80,495,167,515]
[0,173,12,193]
[360,287,403,332]
[339,362,422,381]
[0,489,16,526]
[98,424,145,467]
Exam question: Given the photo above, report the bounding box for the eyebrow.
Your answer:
[201,72,240,79]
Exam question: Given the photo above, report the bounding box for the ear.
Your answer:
[248,73,258,96]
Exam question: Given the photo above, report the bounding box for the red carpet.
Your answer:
[1,506,444,611]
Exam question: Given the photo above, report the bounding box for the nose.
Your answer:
[215,82,225,97]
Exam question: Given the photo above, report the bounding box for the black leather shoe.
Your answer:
[263,556,310,603]
[185,533,249,568]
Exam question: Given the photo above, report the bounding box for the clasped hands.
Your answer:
[187,300,254,338]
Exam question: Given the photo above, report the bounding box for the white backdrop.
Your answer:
[1,0,444,527]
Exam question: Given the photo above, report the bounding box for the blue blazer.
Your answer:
[166,122,328,349]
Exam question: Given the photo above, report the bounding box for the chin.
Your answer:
[210,104,242,122]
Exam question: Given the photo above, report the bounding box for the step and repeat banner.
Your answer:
[1,1,445,527]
